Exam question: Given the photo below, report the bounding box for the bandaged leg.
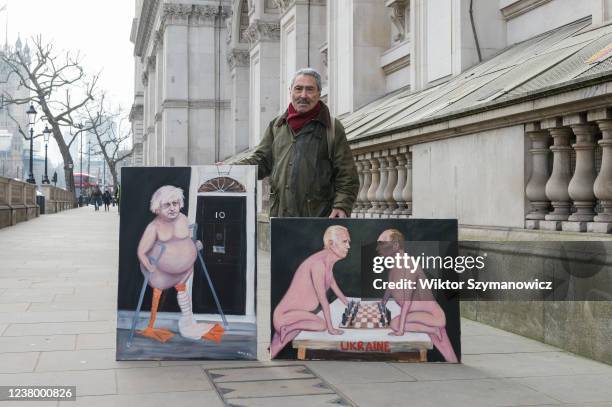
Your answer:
[176,284,225,342]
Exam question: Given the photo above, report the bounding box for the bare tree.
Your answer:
[84,93,133,190]
[0,36,100,203]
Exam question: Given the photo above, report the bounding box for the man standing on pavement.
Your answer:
[236,68,359,218]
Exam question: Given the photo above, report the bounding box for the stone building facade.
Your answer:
[130,0,612,236]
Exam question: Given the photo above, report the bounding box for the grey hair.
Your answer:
[323,225,348,249]
[290,68,322,91]
[149,185,184,214]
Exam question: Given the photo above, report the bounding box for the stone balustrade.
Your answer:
[0,176,38,229]
[39,184,75,214]
[525,109,612,233]
[351,147,412,219]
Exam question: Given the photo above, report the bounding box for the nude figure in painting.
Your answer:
[378,229,458,362]
[270,225,350,358]
[136,185,224,343]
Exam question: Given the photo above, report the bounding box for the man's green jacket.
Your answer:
[238,102,359,217]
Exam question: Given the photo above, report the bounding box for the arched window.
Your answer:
[198,176,246,193]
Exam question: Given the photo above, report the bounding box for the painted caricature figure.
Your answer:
[270,225,350,358]
[377,229,458,362]
[136,185,224,343]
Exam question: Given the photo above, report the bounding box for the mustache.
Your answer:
[296,98,311,104]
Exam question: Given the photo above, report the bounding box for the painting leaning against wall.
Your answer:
[270,218,461,363]
[116,165,257,360]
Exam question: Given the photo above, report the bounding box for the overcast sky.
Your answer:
[4,0,135,165]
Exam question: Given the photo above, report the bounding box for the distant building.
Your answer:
[0,38,30,180]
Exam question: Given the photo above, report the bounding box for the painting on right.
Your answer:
[270,218,460,362]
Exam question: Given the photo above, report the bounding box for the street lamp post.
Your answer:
[26,103,37,184]
[41,125,51,184]
[77,123,83,196]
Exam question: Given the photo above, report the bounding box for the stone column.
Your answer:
[524,123,551,229]
[392,147,408,217]
[403,150,413,216]
[375,152,389,217]
[563,118,598,232]
[366,153,381,217]
[228,48,251,156]
[359,154,372,218]
[588,109,612,233]
[541,119,572,231]
[352,155,364,216]
[244,19,281,145]
[383,153,398,217]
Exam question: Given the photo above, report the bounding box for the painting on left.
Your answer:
[116,166,257,360]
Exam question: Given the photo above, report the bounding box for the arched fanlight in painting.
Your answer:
[198,177,246,193]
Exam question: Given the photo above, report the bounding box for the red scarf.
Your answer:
[287,101,321,133]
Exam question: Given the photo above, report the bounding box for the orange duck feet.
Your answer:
[202,323,225,343]
[137,327,175,343]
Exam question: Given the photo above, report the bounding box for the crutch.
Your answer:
[191,224,228,328]
[127,244,166,348]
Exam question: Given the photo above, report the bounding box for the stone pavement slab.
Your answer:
[0,334,75,353]
[0,370,117,396]
[2,321,114,336]
[337,378,560,406]
[225,394,350,407]
[75,332,116,350]
[36,349,159,372]
[510,373,612,404]
[0,352,39,373]
[0,207,611,406]
[58,391,223,407]
[307,361,417,385]
[115,366,213,394]
[207,365,315,382]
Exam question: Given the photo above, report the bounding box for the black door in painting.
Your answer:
[192,195,247,315]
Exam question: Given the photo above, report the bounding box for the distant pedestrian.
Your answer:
[102,189,111,212]
[92,186,102,211]
[115,183,121,215]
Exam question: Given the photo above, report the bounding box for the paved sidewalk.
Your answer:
[0,207,611,406]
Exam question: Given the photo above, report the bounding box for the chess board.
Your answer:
[339,300,391,329]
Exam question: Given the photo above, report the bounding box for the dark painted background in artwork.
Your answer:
[270,218,460,361]
[193,195,247,314]
[117,167,191,312]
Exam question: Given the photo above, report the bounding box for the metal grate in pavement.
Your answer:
[205,364,355,407]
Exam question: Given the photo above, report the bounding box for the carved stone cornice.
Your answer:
[272,0,292,13]
[501,0,552,21]
[162,98,231,109]
[242,19,281,46]
[129,103,144,122]
[272,0,325,13]
[146,55,157,72]
[227,49,250,69]
[134,0,160,58]
[152,30,163,54]
[386,0,408,43]
[319,42,328,68]
[161,3,192,25]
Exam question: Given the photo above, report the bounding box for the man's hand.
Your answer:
[328,327,344,335]
[328,208,347,218]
